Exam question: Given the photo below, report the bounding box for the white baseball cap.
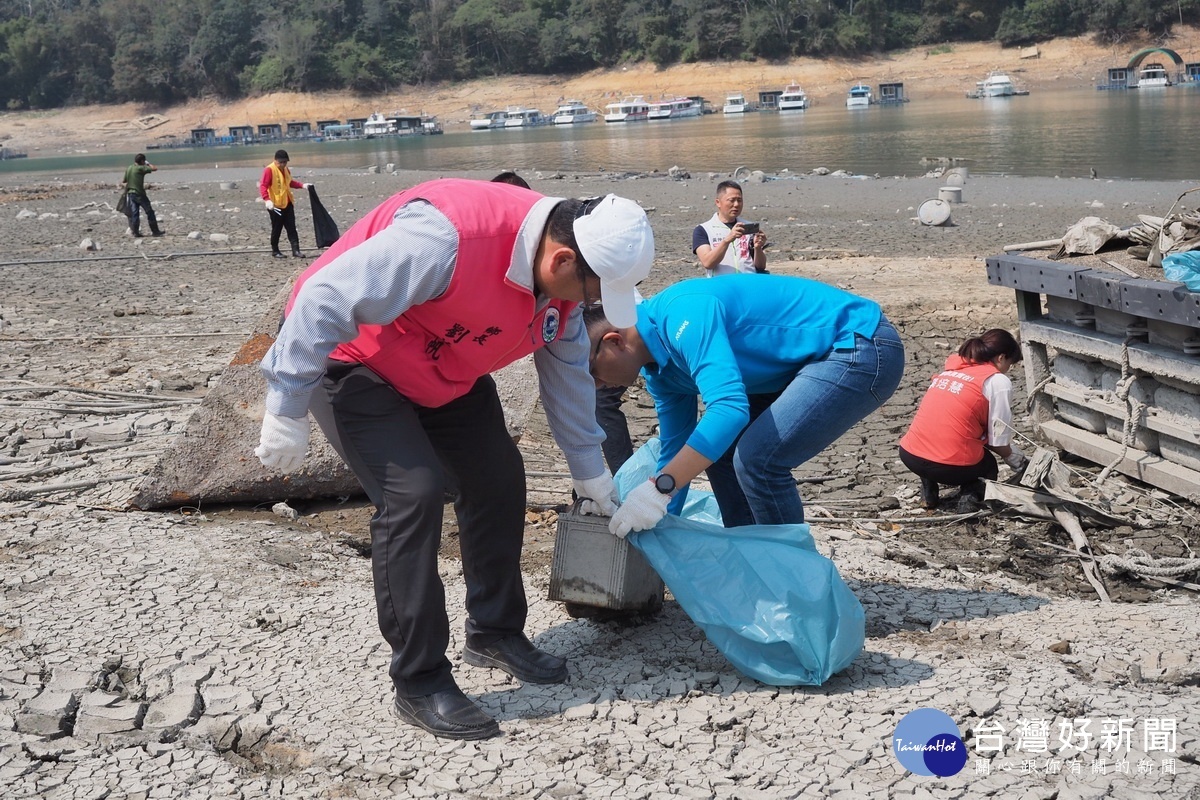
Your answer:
[573,194,654,327]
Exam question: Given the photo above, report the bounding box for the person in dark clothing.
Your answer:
[121,154,163,238]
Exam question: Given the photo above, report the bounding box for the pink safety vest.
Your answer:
[899,355,998,466]
[287,179,576,408]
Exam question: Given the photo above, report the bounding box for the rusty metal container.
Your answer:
[548,505,663,615]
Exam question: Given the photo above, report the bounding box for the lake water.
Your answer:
[3,87,1199,181]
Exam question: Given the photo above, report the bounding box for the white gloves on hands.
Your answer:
[573,469,619,517]
[255,412,310,472]
[264,200,275,212]
[303,183,313,189]
[609,480,670,539]
[1003,445,1028,472]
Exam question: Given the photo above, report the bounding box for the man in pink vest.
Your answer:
[254,179,654,740]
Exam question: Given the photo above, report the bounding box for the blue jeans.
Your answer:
[127,192,160,236]
[705,317,905,527]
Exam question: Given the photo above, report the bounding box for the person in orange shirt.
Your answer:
[898,329,1027,510]
[258,149,311,258]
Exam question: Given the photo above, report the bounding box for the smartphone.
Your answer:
[741,222,760,235]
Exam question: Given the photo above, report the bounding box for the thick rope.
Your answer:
[1098,548,1200,579]
[1096,336,1143,484]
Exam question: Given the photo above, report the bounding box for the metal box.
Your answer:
[548,506,663,615]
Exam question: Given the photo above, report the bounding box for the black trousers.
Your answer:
[308,363,527,697]
[268,204,300,253]
[897,445,998,488]
[595,385,633,473]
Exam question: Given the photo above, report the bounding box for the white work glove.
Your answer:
[264,200,275,212]
[303,183,313,189]
[1003,444,1028,472]
[573,469,619,517]
[255,412,310,472]
[609,480,670,539]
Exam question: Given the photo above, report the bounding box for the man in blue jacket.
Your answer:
[587,274,905,537]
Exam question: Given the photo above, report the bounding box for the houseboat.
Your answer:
[647,97,702,120]
[363,113,395,136]
[470,110,507,130]
[778,83,809,111]
[503,107,550,128]
[722,93,755,114]
[552,100,597,124]
[846,84,873,108]
[1137,62,1172,88]
[604,96,650,123]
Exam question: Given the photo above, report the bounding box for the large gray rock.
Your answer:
[129,286,541,509]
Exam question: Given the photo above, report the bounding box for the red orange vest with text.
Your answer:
[286,179,575,408]
[899,355,999,466]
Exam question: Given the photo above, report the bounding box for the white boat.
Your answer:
[552,101,597,124]
[647,97,702,120]
[778,82,808,111]
[722,93,754,114]
[503,107,549,128]
[1137,62,1173,88]
[363,112,396,136]
[470,110,506,130]
[604,96,650,123]
[981,72,1015,97]
[846,84,873,108]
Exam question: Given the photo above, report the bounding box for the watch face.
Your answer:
[654,473,675,494]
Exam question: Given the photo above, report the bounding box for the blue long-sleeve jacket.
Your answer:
[635,275,882,466]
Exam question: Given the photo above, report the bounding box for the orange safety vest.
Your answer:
[899,355,998,466]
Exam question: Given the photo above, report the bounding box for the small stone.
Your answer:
[1048,640,1071,654]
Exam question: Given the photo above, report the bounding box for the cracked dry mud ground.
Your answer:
[2,167,1197,605]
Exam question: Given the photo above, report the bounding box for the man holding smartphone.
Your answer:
[692,180,768,276]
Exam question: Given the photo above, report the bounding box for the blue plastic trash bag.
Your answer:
[1162,251,1200,293]
[613,439,865,686]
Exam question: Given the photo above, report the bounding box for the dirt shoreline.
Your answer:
[2,28,1198,156]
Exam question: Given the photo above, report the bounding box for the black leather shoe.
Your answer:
[391,686,499,740]
[463,634,568,684]
[291,249,304,258]
[272,251,286,259]
[151,231,165,237]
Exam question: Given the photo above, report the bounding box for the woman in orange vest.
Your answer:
[898,329,1027,510]
[259,149,311,258]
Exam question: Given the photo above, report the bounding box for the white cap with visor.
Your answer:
[573,194,654,327]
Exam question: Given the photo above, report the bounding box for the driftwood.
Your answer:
[1003,238,1063,252]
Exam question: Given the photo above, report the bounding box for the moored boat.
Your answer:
[552,101,597,124]
[604,96,650,123]
[846,84,873,108]
[722,93,755,114]
[778,83,808,111]
[470,110,506,130]
[981,72,1015,97]
[503,107,550,128]
[647,97,702,120]
[363,112,395,136]
[1136,62,1173,88]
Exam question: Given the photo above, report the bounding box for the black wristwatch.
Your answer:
[653,473,676,495]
